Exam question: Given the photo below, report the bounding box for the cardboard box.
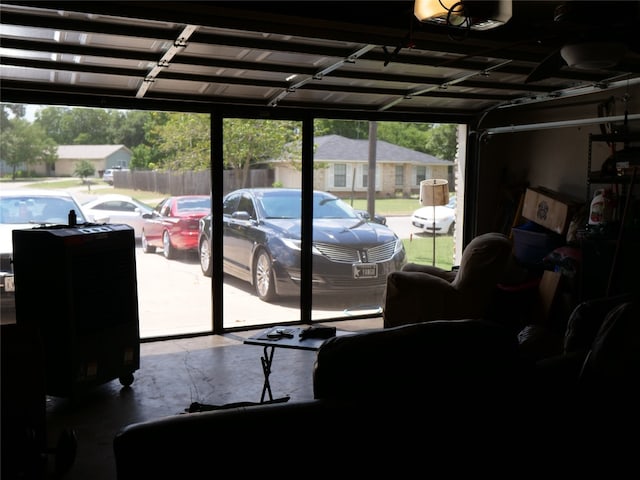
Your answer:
[521,187,583,235]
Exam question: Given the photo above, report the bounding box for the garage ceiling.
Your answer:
[2,1,640,122]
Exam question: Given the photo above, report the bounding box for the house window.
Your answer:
[355,164,381,190]
[395,166,403,186]
[415,166,426,185]
[334,164,347,187]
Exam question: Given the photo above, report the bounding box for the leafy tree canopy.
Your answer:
[37,106,120,144]
[1,103,26,121]
[314,119,370,139]
[151,113,211,171]
[3,105,459,181]
[130,111,170,169]
[73,159,96,192]
[73,159,96,179]
[223,119,300,187]
[315,119,458,161]
[1,104,58,179]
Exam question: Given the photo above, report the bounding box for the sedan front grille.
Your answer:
[365,241,399,263]
[313,240,398,264]
[313,243,359,263]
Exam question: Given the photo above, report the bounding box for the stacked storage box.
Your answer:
[512,187,583,267]
[512,221,563,266]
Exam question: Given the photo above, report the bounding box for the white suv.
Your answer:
[103,167,130,185]
[103,168,116,185]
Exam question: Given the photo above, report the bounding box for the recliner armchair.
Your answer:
[383,232,513,328]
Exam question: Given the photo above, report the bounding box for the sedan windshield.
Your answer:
[0,196,85,224]
[259,192,359,220]
[176,197,211,212]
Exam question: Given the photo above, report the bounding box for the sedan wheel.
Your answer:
[141,231,156,253]
[254,249,276,302]
[447,221,455,236]
[163,230,175,259]
[199,238,212,277]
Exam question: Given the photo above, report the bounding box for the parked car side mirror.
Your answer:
[232,211,251,221]
[355,209,386,225]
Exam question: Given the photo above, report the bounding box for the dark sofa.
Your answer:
[113,320,529,478]
[113,305,639,478]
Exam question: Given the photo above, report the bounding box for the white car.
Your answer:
[0,188,89,320]
[410,195,456,235]
[102,169,115,185]
[82,193,154,239]
[102,168,129,185]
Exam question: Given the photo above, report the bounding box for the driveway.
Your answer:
[134,215,417,338]
[385,215,421,240]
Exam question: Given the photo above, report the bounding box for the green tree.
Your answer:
[36,106,154,170]
[130,144,156,170]
[378,122,433,152]
[378,122,458,160]
[315,119,458,161]
[116,110,150,147]
[73,159,96,191]
[423,123,458,161]
[63,108,113,144]
[36,106,149,146]
[130,111,170,169]
[223,119,297,187]
[1,105,58,179]
[36,106,73,143]
[1,103,26,120]
[150,113,210,171]
[314,119,370,139]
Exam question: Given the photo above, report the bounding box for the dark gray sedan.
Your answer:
[198,188,406,302]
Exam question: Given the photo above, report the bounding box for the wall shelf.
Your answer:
[586,132,640,204]
[582,132,640,301]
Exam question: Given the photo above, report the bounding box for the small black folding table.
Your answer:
[244,326,339,403]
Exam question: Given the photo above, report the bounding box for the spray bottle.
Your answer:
[588,188,615,226]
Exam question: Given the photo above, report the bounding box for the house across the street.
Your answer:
[273,134,455,198]
[34,144,132,178]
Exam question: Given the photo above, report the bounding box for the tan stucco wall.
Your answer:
[275,162,449,198]
[33,159,106,177]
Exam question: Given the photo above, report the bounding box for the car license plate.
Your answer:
[4,275,15,292]
[353,263,377,279]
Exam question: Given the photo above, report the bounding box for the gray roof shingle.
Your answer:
[56,145,131,159]
[314,135,452,165]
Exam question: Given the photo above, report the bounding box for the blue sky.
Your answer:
[25,104,39,122]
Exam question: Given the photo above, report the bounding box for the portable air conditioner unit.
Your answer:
[12,223,140,398]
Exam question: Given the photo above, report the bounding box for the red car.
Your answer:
[141,195,211,259]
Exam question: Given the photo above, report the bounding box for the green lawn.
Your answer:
[402,235,454,270]
[24,178,88,189]
[14,178,166,204]
[350,197,421,216]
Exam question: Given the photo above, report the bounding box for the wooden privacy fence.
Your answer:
[113,169,274,196]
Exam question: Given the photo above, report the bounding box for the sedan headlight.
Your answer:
[394,238,404,255]
[280,238,321,255]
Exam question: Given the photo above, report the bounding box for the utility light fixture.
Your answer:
[414,0,512,31]
[560,42,628,70]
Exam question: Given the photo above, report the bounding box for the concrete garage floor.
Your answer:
[44,317,382,480]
